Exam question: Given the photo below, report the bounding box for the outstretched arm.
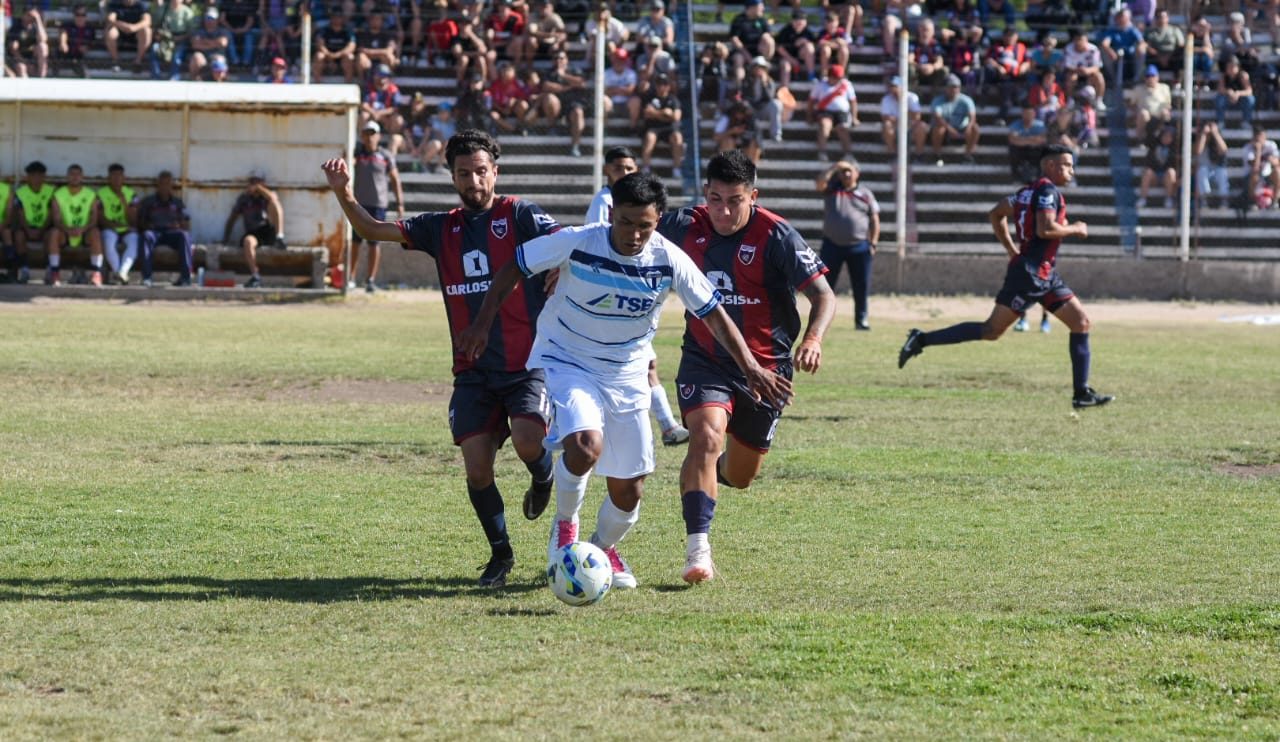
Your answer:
[700,305,793,409]
[321,158,404,243]
[456,260,524,361]
[795,273,835,374]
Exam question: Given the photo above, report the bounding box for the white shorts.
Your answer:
[543,365,654,479]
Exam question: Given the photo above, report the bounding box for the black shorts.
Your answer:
[994,262,1075,313]
[245,224,277,247]
[644,125,678,140]
[675,350,790,452]
[817,109,851,127]
[353,205,386,242]
[448,368,550,446]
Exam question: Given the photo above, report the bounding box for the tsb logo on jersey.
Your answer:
[462,249,490,278]
[586,292,655,315]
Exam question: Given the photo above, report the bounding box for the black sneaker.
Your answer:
[1072,386,1114,409]
[856,318,871,331]
[898,328,924,369]
[244,275,262,288]
[522,477,552,520]
[172,276,192,287]
[477,556,515,588]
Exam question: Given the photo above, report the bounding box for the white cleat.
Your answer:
[682,545,716,584]
[661,425,691,446]
[601,544,637,589]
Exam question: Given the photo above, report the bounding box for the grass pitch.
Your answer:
[0,295,1277,740]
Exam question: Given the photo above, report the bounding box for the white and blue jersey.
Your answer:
[515,223,721,381]
[584,187,612,225]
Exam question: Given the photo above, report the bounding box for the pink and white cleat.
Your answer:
[602,545,637,589]
[547,517,578,563]
[682,545,716,584]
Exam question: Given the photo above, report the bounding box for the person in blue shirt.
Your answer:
[1098,8,1147,87]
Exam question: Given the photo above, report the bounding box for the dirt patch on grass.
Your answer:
[266,379,451,405]
[1214,463,1280,479]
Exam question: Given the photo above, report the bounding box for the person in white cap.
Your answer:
[346,120,405,292]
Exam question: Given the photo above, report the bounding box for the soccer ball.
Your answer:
[547,542,613,606]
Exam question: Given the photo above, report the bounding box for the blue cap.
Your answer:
[1145,64,1158,76]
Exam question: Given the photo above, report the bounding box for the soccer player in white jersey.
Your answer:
[459,172,791,588]
[585,146,691,448]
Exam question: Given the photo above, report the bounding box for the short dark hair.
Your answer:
[67,163,83,173]
[706,150,756,187]
[108,163,125,173]
[604,146,636,165]
[446,129,501,170]
[611,171,667,214]
[1040,143,1074,162]
[25,161,46,174]
[157,169,174,180]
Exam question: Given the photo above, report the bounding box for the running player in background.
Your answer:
[458,172,790,589]
[322,129,559,589]
[658,150,836,584]
[585,145,691,447]
[898,144,1113,409]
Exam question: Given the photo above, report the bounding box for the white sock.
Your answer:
[121,233,138,272]
[90,254,103,268]
[593,497,639,550]
[650,385,678,432]
[48,255,60,269]
[554,455,590,523]
[687,532,709,556]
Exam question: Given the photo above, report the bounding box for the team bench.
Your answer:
[18,244,330,288]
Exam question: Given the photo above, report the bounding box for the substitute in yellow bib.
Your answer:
[0,173,14,283]
[14,160,55,285]
[98,163,140,285]
[50,163,104,286]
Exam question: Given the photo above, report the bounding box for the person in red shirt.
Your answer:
[485,0,525,64]
[488,60,531,133]
[1027,68,1066,123]
[983,26,1028,122]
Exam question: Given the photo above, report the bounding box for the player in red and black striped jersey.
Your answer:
[657,150,836,584]
[323,130,560,589]
[897,144,1113,410]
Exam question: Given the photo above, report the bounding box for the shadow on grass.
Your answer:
[0,575,545,602]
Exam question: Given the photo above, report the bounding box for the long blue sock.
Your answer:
[1069,332,1090,393]
[525,449,553,486]
[682,490,717,535]
[922,321,984,347]
[467,482,512,560]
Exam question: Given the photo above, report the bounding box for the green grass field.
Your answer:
[1,295,1277,739]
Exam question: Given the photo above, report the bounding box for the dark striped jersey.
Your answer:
[397,196,560,375]
[658,205,827,372]
[1009,177,1066,280]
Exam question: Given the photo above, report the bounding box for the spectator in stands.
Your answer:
[1026,0,1072,34]
[948,24,984,89]
[453,71,493,131]
[1063,29,1106,104]
[1137,124,1179,210]
[939,0,980,39]
[189,7,232,79]
[14,161,55,286]
[224,171,285,289]
[583,6,628,61]
[879,0,922,59]
[911,17,949,99]
[9,7,49,78]
[984,26,1029,124]
[978,0,1016,31]
[256,0,290,72]
[314,12,356,82]
[137,170,193,287]
[1243,124,1280,211]
[47,165,103,286]
[815,12,851,81]
[634,0,674,51]
[485,0,524,65]
[714,99,764,162]
[603,47,638,123]
[357,9,399,77]
[98,163,140,285]
[880,75,927,155]
[416,101,456,171]
[105,0,153,73]
[540,50,587,156]
[697,40,731,114]
[148,0,195,80]
[775,10,817,86]
[1194,121,1230,210]
[1028,68,1067,124]
[1061,85,1099,150]
[451,9,490,83]
[1144,9,1184,74]
[816,158,879,330]
[1128,64,1170,136]
[266,54,293,82]
[208,53,231,81]
[929,74,979,164]
[361,65,407,153]
[1028,30,1064,74]
[809,64,858,162]
[514,0,566,66]
[55,5,95,78]
[639,74,684,179]
[729,0,775,81]
[1008,103,1048,181]
[487,60,531,134]
[635,34,675,91]
[219,0,259,68]
[821,0,864,46]
[1099,8,1146,89]
[743,55,784,142]
[1215,55,1256,129]
[347,121,404,293]
[422,0,456,68]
